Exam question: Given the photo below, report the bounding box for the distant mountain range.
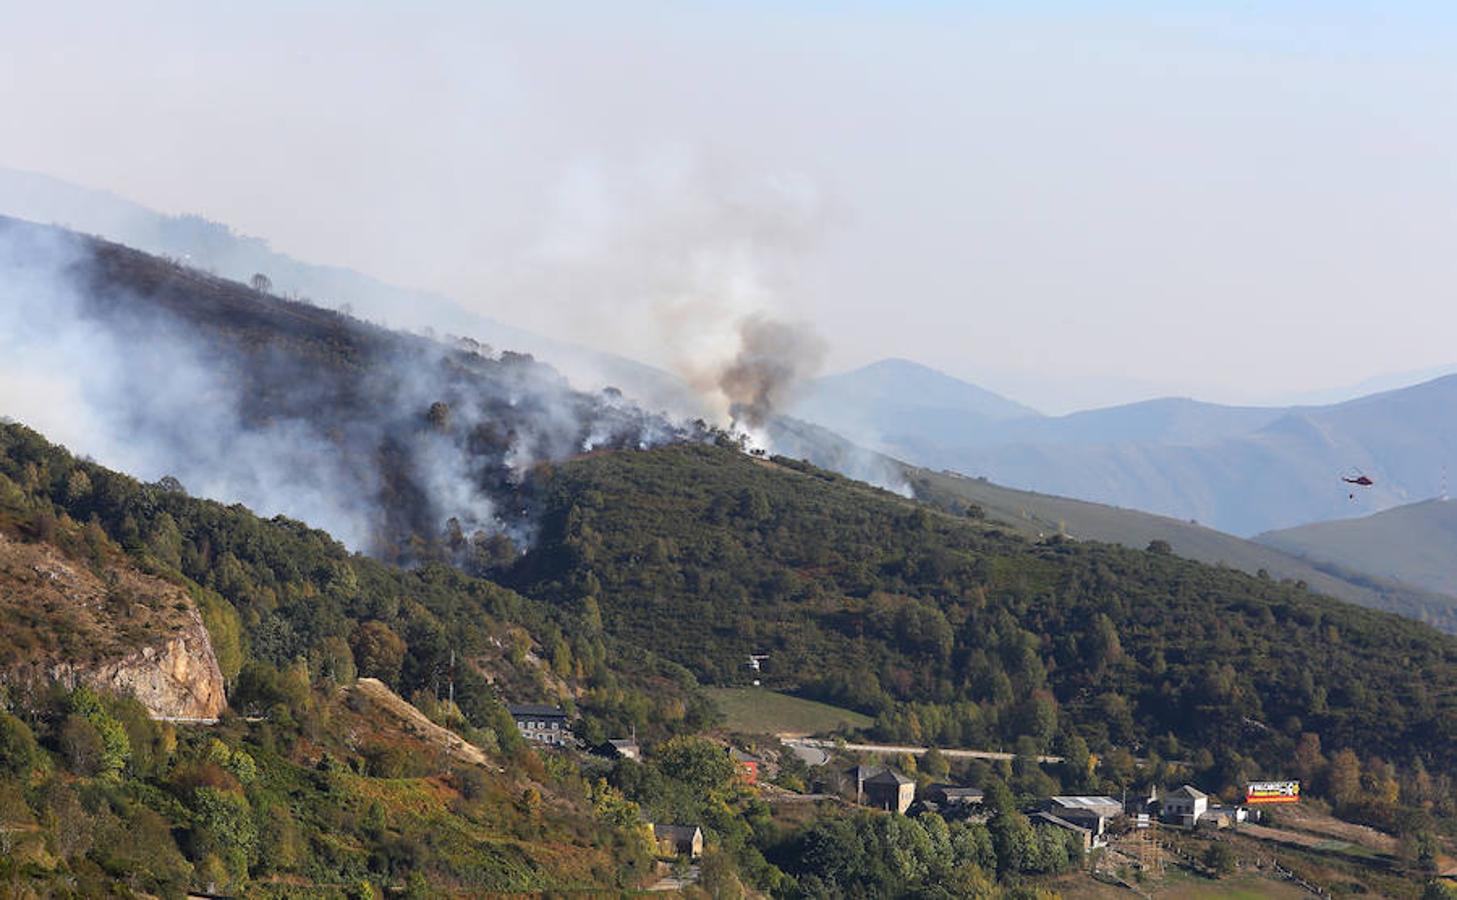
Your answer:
[1258,498,1457,599]
[792,358,1457,536]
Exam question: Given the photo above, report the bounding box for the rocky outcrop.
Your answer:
[0,532,227,719]
[52,607,226,719]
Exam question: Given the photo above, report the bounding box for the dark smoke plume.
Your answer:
[718,315,826,430]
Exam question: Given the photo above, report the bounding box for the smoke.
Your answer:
[508,153,835,439]
[0,153,898,554]
[0,220,380,548]
[717,314,825,430]
[0,216,697,559]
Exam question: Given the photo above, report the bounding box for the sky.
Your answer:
[2,1,1455,413]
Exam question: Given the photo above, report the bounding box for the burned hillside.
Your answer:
[0,215,709,564]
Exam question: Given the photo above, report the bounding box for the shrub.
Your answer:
[0,712,38,779]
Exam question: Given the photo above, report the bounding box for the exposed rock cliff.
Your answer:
[0,532,226,718]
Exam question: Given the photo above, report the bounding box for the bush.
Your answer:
[59,714,104,776]
[0,712,38,778]
[1203,841,1236,878]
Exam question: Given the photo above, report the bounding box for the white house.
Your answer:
[1162,784,1209,826]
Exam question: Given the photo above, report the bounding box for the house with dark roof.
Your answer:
[1031,811,1094,853]
[844,764,883,804]
[593,738,639,761]
[653,824,703,859]
[864,769,916,814]
[1204,803,1248,828]
[1125,784,1159,816]
[507,703,570,746]
[1044,796,1123,839]
[926,784,985,808]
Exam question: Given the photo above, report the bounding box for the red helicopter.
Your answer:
[1342,469,1374,500]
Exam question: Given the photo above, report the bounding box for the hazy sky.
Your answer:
[3,2,1455,412]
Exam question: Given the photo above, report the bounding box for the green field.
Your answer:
[707,688,873,735]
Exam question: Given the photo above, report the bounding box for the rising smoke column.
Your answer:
[716,314,826,430]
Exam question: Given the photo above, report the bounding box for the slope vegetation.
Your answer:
[0,422,706,894]
[1258,498,1457,598]
[0,213,707,564]
[770,415,1457,633]
[908,467,1457,634]
[508,443,1457,780]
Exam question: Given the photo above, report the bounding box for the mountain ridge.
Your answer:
[769,414,1457,633]
[1258,497,1457,599]
[794,360,1457,535]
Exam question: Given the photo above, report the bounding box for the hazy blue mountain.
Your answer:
[907,378,1457,535]
[1258,497,1457,598]
[982,396,1287,447]
[788,358,1041,451]
[791,358,1457,536]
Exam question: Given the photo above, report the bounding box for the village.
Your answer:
[500,700,1406,896]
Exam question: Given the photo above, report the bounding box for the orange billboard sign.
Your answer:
[1246,781,1300,804]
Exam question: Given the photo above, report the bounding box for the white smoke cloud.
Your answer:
[0,218,694,555]
[0,221,382,548]
[507,153,834,429]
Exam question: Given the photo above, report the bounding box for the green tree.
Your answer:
[59,714,105,776]
[1059,733,1092,792]
[92,714,132,781]
[698,847,746,899]
[1203,842,1236,878]
[65,468,93,503]
[352,620,407,686]
[989,805,1037,875]
[655,736,738,795]
[191,787,257,888]
[923,746,951,780]
[196,590,245,685]
[1327,748,1362,809]
[311,634,357,685]
[0,712,38,779]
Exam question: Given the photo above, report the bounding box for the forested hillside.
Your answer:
[907,466,1457,634]
[0,422,714,894]
[508,444,1457,787]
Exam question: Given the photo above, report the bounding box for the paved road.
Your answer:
[782,736,1063,764]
